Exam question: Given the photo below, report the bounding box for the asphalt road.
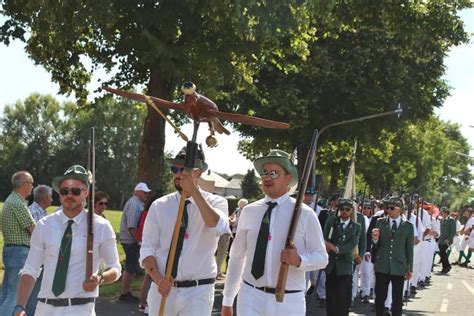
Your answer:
[96,262,474,315]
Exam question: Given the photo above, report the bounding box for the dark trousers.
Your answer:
[439,244,451,271]
[375,272,404,316]
[326,267,351,316]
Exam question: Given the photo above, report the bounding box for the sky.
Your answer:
[0,9,473,176]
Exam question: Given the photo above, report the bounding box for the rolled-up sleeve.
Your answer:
[100,222,122,281]
[139,201,160,266]
[222,212,247,307]
[297,210,328,272]
[20,222,44,280]
[207,195,231,236]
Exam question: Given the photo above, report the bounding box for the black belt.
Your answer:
[5,244,29,248]
[38,297,95,307]
[173,278,215,288]
[243,280,303,294]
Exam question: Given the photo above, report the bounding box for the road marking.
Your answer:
[440,298,449,312]
[462,280,474,295]
[447,282,453,290]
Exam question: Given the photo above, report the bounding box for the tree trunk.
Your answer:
[137,69,173,192]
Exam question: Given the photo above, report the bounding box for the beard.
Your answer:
[174,179,182,192]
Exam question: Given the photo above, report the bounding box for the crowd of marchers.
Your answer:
[1,148,473,316]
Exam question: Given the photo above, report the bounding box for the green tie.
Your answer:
[251,202,277,280]
[391,220,397,233]
[52,219,74,296]
[167,200,190,278]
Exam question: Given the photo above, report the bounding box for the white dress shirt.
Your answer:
[20,209,121,299]
[139,190,230,281]
[222,193,328,307]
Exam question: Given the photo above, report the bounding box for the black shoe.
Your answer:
[452,261,460,265]
[410,285,417,294]
[445,266,452,273]
[384,307,392,316]
[319,299,325,308]
[418,280,425,287]
[460,262,469,267]
[119,291,139,302]
[306,285,315,296]
[361,295,370,303]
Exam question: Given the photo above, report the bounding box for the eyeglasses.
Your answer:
[59,187,84,196]
[259,170,280,179]
[170,166,185,174]
[386,206,398,211]
[97,201,108,206]
[339,207,353,212]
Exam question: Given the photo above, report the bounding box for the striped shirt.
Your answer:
[29,202,48,223]
[1,191,35,246]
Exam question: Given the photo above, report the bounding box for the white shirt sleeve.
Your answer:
[297,209,329,272]
[139,201,160,266]
[20,221,45,280]
[222,207,248,307]
[99,221,122,281]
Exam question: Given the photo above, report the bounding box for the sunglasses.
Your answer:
[386,206,398,211]
[259,170,280,179]
[170,166,185,174]
[59,187,84,196]
[97,201,108,206]
[339,207,353,212]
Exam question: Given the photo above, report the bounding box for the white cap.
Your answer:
[134,182,151,192]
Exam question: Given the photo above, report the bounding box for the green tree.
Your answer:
[0,94,67,198]
[233,0,471,187]
[0,0,332,191]
[241,169,262,200]
[0,94,151,208]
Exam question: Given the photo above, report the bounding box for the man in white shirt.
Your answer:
[14,165,121,316]
[140,147,230,316]
[221,149,328,316]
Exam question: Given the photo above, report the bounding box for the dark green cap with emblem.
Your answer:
[385,196,405,210]
[337,199,355,209]
[52,165,90,193]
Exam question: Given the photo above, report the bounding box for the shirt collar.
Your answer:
[60,208,86,225]
[391,216,402,227]
[12,191,27,203]
[340,218,350,226]
[264,192,290,205]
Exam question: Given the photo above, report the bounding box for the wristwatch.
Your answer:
[98,272,105,285]
[14,305,25,313]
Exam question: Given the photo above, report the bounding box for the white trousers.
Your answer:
[352,265,360,299]
[237,282,305,316]
[360,259,374,296]
[420,239,436,279]
[411,243,422,286]
[35,301,95,316]
[147,282,214,316]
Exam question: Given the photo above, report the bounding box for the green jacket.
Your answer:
[323,216,361,276]
[356,212,367,256]
[373,217,414,276]
[438,217,456,245]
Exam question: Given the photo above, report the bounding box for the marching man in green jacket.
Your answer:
[371,196,413,316]
[438,208,457,274]
[323,199,361,316]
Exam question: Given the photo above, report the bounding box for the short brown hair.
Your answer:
[95,191,110,203]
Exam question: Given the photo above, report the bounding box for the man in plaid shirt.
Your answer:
[0,171,36,315]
